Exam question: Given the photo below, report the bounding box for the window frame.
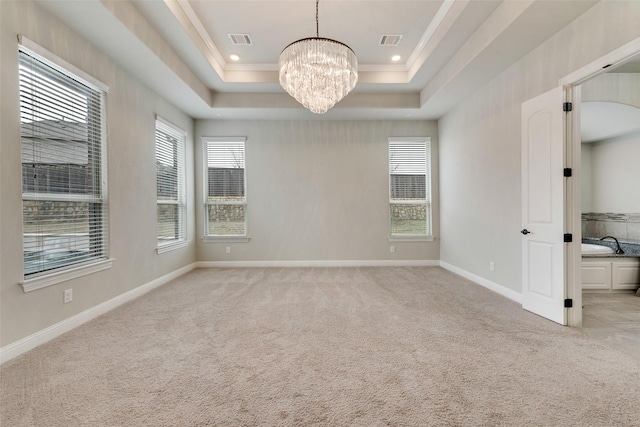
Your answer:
[202,137,249,242]
[18,39,113,292]
[388,137,433,240]
[155,117,188,253]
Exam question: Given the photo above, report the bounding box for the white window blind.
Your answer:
[156,118,187,247]
[389,138,431,236]
[19,47,108,277]
[203,137,246,237]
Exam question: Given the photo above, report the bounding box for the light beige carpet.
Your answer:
[2,267,639,426]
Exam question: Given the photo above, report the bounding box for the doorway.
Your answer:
[572,50,640,357]
[561,39,640,345]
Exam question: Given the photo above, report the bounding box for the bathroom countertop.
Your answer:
[582,237,640,258]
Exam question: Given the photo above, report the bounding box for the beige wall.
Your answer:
[581,73,640,214]
[588,133,640,213]
[582,73,640,106]
[581,146,594,212]
[439,1,640,294]
[0,1,196,347]
[195,120,439,263]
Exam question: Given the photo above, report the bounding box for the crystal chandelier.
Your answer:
[279,0,358,114]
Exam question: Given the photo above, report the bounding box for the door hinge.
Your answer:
[563,102,573,112]
[564,299,573,308]
[563,168,572,177]
[564,233,572,243]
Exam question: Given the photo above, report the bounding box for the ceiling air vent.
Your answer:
[379,34,402,46]
[229,34,253,45]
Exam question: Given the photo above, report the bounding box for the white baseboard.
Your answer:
[196,260,441,268]
[439,261,522,303]
[0,263,197,365]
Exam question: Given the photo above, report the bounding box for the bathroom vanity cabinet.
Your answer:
[582,258,640,291]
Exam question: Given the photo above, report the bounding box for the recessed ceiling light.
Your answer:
[392,55,401,62]
[230,54,240,61]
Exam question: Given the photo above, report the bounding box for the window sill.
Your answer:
[156,240,189,254]
[388,235,435,242]
[20,258,115,293]
[202,236,250,243]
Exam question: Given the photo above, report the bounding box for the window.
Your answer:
[203,137,247,238]
[156,118,187,251]
[389,137,431,237]
[19,45,109,281]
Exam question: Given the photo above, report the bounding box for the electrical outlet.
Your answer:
[489,261,495,272]
[63,289,73,304]
[226,246,231,254]
[390,245,396,253]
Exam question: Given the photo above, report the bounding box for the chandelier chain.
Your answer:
[316,0,319,38]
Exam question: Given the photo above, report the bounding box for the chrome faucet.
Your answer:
[600,236,624,254]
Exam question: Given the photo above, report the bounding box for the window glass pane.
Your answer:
[157,204,180,241]
[23,200,106,275]
[19,48,107,276]
[208,204,246,236]
[390,204,428,235]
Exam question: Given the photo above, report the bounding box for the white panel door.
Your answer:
[521,87,566,325]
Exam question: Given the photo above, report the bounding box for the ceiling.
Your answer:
[36,0,599,120]
[581,102,640,143]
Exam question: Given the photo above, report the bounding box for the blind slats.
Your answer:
[206,140,246,200]
[207,142,245,168]
[19,64,91,123]
[19,47,108,277]
[389,140,431,201]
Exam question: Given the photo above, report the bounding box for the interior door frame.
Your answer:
[560,36,640,327]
